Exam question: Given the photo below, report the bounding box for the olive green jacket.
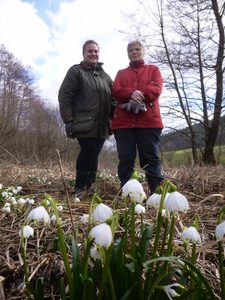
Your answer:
[58,61,116,139]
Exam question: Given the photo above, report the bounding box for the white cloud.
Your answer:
[0,0,136,106]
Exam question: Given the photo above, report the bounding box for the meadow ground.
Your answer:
[0,162,225,299]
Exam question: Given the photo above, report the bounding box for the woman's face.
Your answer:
[128,44,145,62]
[83,43,99,65]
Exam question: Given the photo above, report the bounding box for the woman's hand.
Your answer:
[130,90,145,104]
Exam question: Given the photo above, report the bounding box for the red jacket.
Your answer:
[111,60,163,130]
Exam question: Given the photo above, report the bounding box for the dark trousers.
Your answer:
[114,128,164,188]
[75,137,105,190]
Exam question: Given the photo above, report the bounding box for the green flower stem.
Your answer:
[21,227,31,300]
[131,201,135,257]
[141,212,144,235]
[124,196,128,256]
[57,223,74,298]
[218,241,225,300]
[190,243,196,300]
[45,195,74,298]
[162,213,175,271]
[98,244,114,300]
[88,193,97,235]
[152,180,171,259]
[166,214,175,256]
[159,217,169,257]
[151,211,162,259]
[107,269,116,300]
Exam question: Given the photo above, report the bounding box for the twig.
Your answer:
[20,257,48,294]
[0,145,19,163]
[56,149,77,240]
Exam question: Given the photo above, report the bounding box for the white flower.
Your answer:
[8,192,13,197]
[75,197,80,202]
[165,191,189,214]
[28,199,35,205]
[9,197,16,203]
[12,188,18,194]
[17,186,22,191]
[57,205,63,211]
[216,221,225,241]
[135,204,145,214]
[93,203,113,223]
[90,246,102,260]
[81,214,90,223]
[2,206,11,213]
[122,179,145,202]
[146,193,161,210]
[51,214,56,221]
[181,227,201,244]
[0,184,3,189]
[27,206,50,225]
[46,200,50,205]
[3,202,11,207]
[19,225,34,239]
[1,191,8,198]
[18,198,26,204]
[164,283,184,300]
[89,223,113,248]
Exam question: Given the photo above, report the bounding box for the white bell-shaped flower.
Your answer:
[81,214,90,223]
[135,204,145,214]
[164,283,184,300]
[165,191,189,214]
[90,246,102,260]
[18,198,26,205]
[122,179,145,203]
[93,203,113,223]
[27,206,50,225]
[216,221,225,241]
[181,226,201,244]
[146,193,161,210]
[89,223,113,248]
[19,225,34,239]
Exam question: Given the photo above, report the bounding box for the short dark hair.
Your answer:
[127,40,145,52]
[82,40,99,54]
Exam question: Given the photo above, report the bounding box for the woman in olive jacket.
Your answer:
[58,40,116,195]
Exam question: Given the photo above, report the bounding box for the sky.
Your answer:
[0,0,133,107]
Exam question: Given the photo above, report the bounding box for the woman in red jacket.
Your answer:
[111,40,164,194]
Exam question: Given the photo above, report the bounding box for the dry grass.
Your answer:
[0,162,225,299]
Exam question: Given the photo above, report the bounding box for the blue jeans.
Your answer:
[113,128,164,188]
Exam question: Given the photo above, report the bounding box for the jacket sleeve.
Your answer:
[58,67,78,123]
[112,70,134,103]
[141,66,163,102]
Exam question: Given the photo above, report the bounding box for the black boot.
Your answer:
[86,171,97,193]
[74,170,89,195]
[147,176,162,195]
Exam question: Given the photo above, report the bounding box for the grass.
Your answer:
[162,145,225,167]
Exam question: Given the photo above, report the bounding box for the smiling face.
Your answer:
[128,43,145,62]
[83,43,99,65]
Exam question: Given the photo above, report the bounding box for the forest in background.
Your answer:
[0,43,225,167]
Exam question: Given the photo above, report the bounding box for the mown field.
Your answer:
[0,159,225,299]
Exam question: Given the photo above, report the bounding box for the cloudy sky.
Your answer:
[0,0,134,107]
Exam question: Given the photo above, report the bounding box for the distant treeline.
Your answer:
[161,115,225,152]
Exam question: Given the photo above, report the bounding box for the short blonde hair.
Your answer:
[127,40,145,52]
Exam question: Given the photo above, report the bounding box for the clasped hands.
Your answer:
[120,90,147,114]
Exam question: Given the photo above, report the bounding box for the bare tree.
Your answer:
[120,0,224,164]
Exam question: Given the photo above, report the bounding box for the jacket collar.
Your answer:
[81,61,104,70]
[129,60,145,68]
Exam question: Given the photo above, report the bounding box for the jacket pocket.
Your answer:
[73,115,94,133]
